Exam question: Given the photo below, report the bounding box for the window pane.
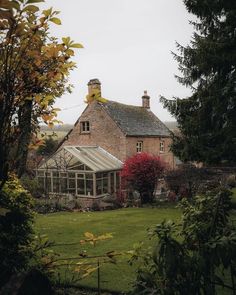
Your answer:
[96,179,102,195]
[77,179,85,195]
[110,172,115,193]
[37,171,44,176]
[77,173,85,179]
[45,178,51,192]
[53,171,59,177]
[103,177,108,194]
[81,121,90,132]
[136,141,143,153]
[86,179,93,196]
[96,173,102,179]
[86,173,93,180]
[60,172,67,178]
[61,178,68,193]
[38,177,44,187]
[52,178,60,192]
[84,165,92,171]
[116,172,120,189]
[69,178,75,189]
[160,141,165,152]
[68,172,75,178]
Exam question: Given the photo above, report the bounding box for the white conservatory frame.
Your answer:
[36,146,123,198]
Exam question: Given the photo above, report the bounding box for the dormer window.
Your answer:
[160,140,165,153]
[136,141,143,153]
[81,121,90,133]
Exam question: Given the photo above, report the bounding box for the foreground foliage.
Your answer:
[0,0,82,183]
[130,188,236,294]
[0,175,34,288]
[161,0,236,165]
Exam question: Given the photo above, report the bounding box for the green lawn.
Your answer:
[35,207,181,292]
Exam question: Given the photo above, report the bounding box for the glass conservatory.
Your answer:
[36,146,123,198]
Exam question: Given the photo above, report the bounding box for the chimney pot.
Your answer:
[87,78,101,97]
[142,90,150,108]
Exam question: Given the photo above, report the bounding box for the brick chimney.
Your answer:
[87,79,101,96]
[142,90,150,109]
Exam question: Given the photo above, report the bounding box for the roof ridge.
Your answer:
[100,99,143,109]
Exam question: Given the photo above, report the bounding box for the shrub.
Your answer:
[165,165,221,199]
[36,137,58,157]
[226,174,236,188]
[130,188,236,294]
[121,153,165,204]
[20,175,45,198]
[0,175,34,288]
[91,200,101,211]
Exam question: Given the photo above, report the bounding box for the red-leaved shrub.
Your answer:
[121,153,165,204]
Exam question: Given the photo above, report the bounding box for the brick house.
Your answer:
[61,79,175,168]
[36,79,175,202]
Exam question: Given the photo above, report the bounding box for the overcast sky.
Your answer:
[40,0,194,123]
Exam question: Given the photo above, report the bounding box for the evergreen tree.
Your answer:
[161,0,236,165]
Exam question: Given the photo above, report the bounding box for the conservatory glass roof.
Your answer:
[38,146,123,172]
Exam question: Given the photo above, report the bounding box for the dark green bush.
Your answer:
[0,175,35,288]
[130,188,236,295]
[20,175,45,198]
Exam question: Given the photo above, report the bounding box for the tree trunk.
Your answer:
[15,100,33,178]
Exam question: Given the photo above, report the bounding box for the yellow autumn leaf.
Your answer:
[42,114,53,121]
[65,48,74,56]
[84,232,94,239]
[70,43,84,49]
[81,267,98,278]
[49,17,61,25]
[62,37,70,46]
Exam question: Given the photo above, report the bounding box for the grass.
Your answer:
[35,207,181,292]
[35,193,236,294]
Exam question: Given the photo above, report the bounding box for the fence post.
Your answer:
[97,259,101,295]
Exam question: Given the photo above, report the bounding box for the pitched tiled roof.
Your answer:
[100,100,171,137]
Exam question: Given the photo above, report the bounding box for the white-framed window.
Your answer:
[160,140,165,153]
[136,141,143,153]
[81,121,90,133]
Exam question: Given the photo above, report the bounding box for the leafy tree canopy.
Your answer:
[0,0,83,183]
[161,0,236,165]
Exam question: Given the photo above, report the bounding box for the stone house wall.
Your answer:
[63,101,127,161]
[63,100,175,168]
[125,136,175,168]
